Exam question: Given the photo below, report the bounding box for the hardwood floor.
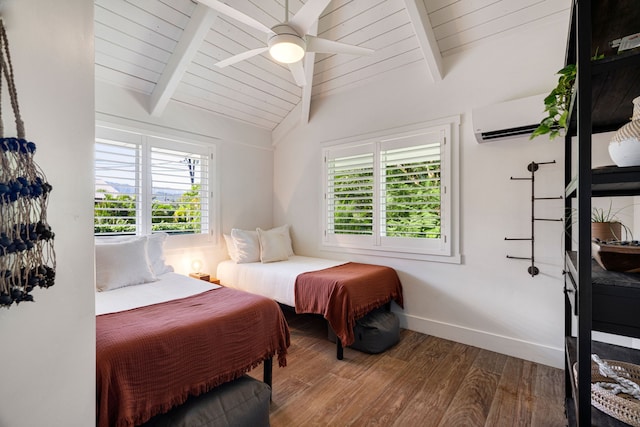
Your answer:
[249,310,567,427]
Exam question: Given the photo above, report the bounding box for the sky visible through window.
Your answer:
[95,139,203,193]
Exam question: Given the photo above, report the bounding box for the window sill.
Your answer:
[320,244,462,264]
[164,232,216,249]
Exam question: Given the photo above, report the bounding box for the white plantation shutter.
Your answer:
[95,137,141,236]
[326,150,374,236]
[323,123,453,257]
[380,131,442,239]
[325,144,376,247]
[94,127,212,237]
[149,143,209,235]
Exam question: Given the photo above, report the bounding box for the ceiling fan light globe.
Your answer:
[268,34,306,64]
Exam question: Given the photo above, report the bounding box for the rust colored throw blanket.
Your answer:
[96,287,290,427]
[294,262,403,346]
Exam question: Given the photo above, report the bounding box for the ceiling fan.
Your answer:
[196,0,374,86]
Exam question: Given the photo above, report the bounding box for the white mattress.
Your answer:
[216,255,346,307]
[95,272,221,315]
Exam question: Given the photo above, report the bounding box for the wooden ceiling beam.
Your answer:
[403,0,443,82]
[149,3,217,116]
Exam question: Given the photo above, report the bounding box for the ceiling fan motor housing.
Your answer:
[268,24,306,63]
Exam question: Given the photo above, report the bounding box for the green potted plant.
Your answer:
[530,64,576,140]
[591,204,632,242]
[566,203,633,242]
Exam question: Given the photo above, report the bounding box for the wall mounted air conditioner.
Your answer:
[472,94,546,143]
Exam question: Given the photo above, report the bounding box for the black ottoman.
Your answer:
[140,375,271,427]
[329,306,400,354]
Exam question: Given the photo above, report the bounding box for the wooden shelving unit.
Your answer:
[563,1,640,425]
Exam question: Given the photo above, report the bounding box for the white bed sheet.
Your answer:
[95,272,220,315]
[216,255,346,307]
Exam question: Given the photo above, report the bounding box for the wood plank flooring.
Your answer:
[249,309,567,427]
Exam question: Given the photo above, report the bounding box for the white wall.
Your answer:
[95,81,274,276]
[274,16,572,368]
[0,1,95,426]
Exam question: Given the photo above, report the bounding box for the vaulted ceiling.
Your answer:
[95,0,570,135]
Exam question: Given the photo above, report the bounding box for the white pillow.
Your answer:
[147,232,173,275]
[270,224,294,256]
[257,227,289,263]
[230,228,260,263]
[95,236,157,291]
[223,233,239,262]
[95,233,173,275]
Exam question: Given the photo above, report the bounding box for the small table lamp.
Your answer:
[189,259,209,282]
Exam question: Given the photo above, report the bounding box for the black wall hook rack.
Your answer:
[505,160,563,276]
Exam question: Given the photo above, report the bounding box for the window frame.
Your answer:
[94,125,217,245]
[322,116,460,263]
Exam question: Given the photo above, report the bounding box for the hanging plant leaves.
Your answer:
[531,64,577,140]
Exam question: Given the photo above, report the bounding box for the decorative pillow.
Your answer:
[257,227,289,263]
[270,224,294,256]
[223,233,239,262]
[230,228,260,263]
[95,236,157,291]
[147,232,174,275]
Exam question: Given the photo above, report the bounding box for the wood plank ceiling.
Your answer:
[95,0,570,134]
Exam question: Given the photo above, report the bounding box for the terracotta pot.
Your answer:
[592,221,623,242]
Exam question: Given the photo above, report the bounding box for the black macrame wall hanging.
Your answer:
[0,19,55,307]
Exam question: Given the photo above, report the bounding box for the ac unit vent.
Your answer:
[472,94,545,143]
[479,124,541,141]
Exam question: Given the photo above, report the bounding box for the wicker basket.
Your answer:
[574,359,640,426]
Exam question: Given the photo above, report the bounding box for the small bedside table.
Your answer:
[189,273,221,285]
[189,272,210,282]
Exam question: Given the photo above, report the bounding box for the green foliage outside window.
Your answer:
[94,192,136,234]
[94,185,203,235]
[152,185,202,233]
[332,160,441,239]
[333,171,374,235]
[384,160,440,238]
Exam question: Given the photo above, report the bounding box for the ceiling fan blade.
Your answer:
[306,36,374,56]
[288,0,332,35]
[195,0,274,35]
[215,47,268,68]
[288,61,306,87]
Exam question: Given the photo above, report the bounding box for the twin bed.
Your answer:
[217,255,404,359]
[95,230,403,426]
[94,235,290,427]
[95,272,289,427]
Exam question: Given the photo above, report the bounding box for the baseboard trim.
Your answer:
[396,312,564,369]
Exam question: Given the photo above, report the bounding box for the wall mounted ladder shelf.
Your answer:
[505,160,563,276]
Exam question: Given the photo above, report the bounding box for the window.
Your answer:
[323,119,458,259]
[94,126,213,237]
